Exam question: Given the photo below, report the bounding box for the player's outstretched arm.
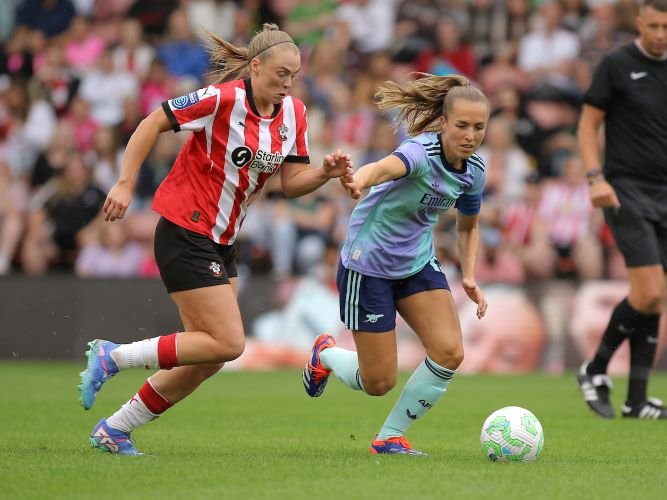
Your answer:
[103,107,172,221]
[280,149,353,198]
[341,154,407,199]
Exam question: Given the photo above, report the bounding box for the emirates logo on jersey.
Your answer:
[278,123,288,141]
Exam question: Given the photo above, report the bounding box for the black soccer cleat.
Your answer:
[577,362,615,418]
[621,398,667,420]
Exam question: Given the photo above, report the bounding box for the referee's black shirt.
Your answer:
[583,42,667,184]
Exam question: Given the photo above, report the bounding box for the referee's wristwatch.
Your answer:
[586,168,605,185]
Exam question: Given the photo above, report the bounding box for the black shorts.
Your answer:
[604,177,667,270]
[154,217,238,293]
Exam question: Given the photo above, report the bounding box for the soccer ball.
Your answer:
[480,406,544,462]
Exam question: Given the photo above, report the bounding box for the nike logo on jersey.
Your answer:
[630,71,648,80]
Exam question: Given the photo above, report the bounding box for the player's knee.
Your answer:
[363,376,396,396]
[428,344,464,370]
[632,289,665,315]
[210,337,245,362]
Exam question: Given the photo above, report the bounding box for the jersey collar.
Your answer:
[438,133,468,174]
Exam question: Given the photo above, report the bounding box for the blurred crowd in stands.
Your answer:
[0,0,638,285]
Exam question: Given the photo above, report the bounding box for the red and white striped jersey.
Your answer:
[153,79,310,244]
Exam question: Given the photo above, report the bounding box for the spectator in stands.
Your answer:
[517,0,581,85]
[78,47,138,127]
[63,15,105,74]
[75,218,143,277]
[0,79,33,176]
[561,0,589,32]
[476,114,532,202]
[0,159,27,275]
[392,0,442,62]
[466,0,499,63]
[34,42,78,116]
[111,18,155,81]
[477,43,530,98]
[62,96,97,154]
[532,154,604,280]
[21,151,105,274]
[89,126,123,193]
[487,0,534,56]
[286,191,337,276]
[335,0,396,55]
[139,58,175,118]
[14,0,76,40]
[415,16,477,78]
[29,120,74,189]
[126,0,179,40]
[184,0,239,42]
[156,9,210,87]
[282,0,337,51]
[579,0,632,69]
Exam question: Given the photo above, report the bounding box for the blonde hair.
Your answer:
[375,73,489,136]
[203,23,299,83]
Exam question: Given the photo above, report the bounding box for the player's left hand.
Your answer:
[462,278,487,319]
[322,149,353,179]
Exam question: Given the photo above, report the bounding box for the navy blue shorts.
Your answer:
[336,258,450,333]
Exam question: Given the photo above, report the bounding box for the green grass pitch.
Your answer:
[1,362,666,500]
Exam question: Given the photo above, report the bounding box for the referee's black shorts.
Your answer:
[604,177,667,271]
[154,217,238,293]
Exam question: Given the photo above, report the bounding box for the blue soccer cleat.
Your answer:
[90,418,143,456]
[303,333,336,397]
[370,434,428,456]
[79,339,120,410]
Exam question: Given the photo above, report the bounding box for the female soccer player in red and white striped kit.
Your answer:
[79,24,353,455]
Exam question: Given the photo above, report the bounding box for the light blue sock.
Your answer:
[376,356,455,440]
[320,347,364,391]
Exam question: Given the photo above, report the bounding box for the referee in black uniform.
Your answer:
[576,0,667,420]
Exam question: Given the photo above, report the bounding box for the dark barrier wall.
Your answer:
[0,276,274,361]
[2,276,666,373]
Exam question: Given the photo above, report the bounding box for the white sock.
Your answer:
[320,347,364,391]
[111,338,160,370]
[106,393,158,433]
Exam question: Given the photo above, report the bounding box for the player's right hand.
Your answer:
[340,173,362,200]
[103,182,133,221]
[589,180,620,209]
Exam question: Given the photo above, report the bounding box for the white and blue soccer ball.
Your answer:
[480,406,544,462]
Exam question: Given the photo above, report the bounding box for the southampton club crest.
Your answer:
[278,123,288,141]
[209,261,222,277]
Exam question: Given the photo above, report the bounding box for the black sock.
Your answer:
[627,311,661,405]
[587,298,636,375]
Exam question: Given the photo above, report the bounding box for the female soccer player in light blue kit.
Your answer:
[303,74,489,455]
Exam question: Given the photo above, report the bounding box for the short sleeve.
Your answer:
[583,55,613,111]
[455,156,486,215]
[392,140,429,178]
[285,100,310,163]
[162,86,220,132]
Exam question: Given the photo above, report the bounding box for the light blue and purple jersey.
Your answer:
[340,131,486,279]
